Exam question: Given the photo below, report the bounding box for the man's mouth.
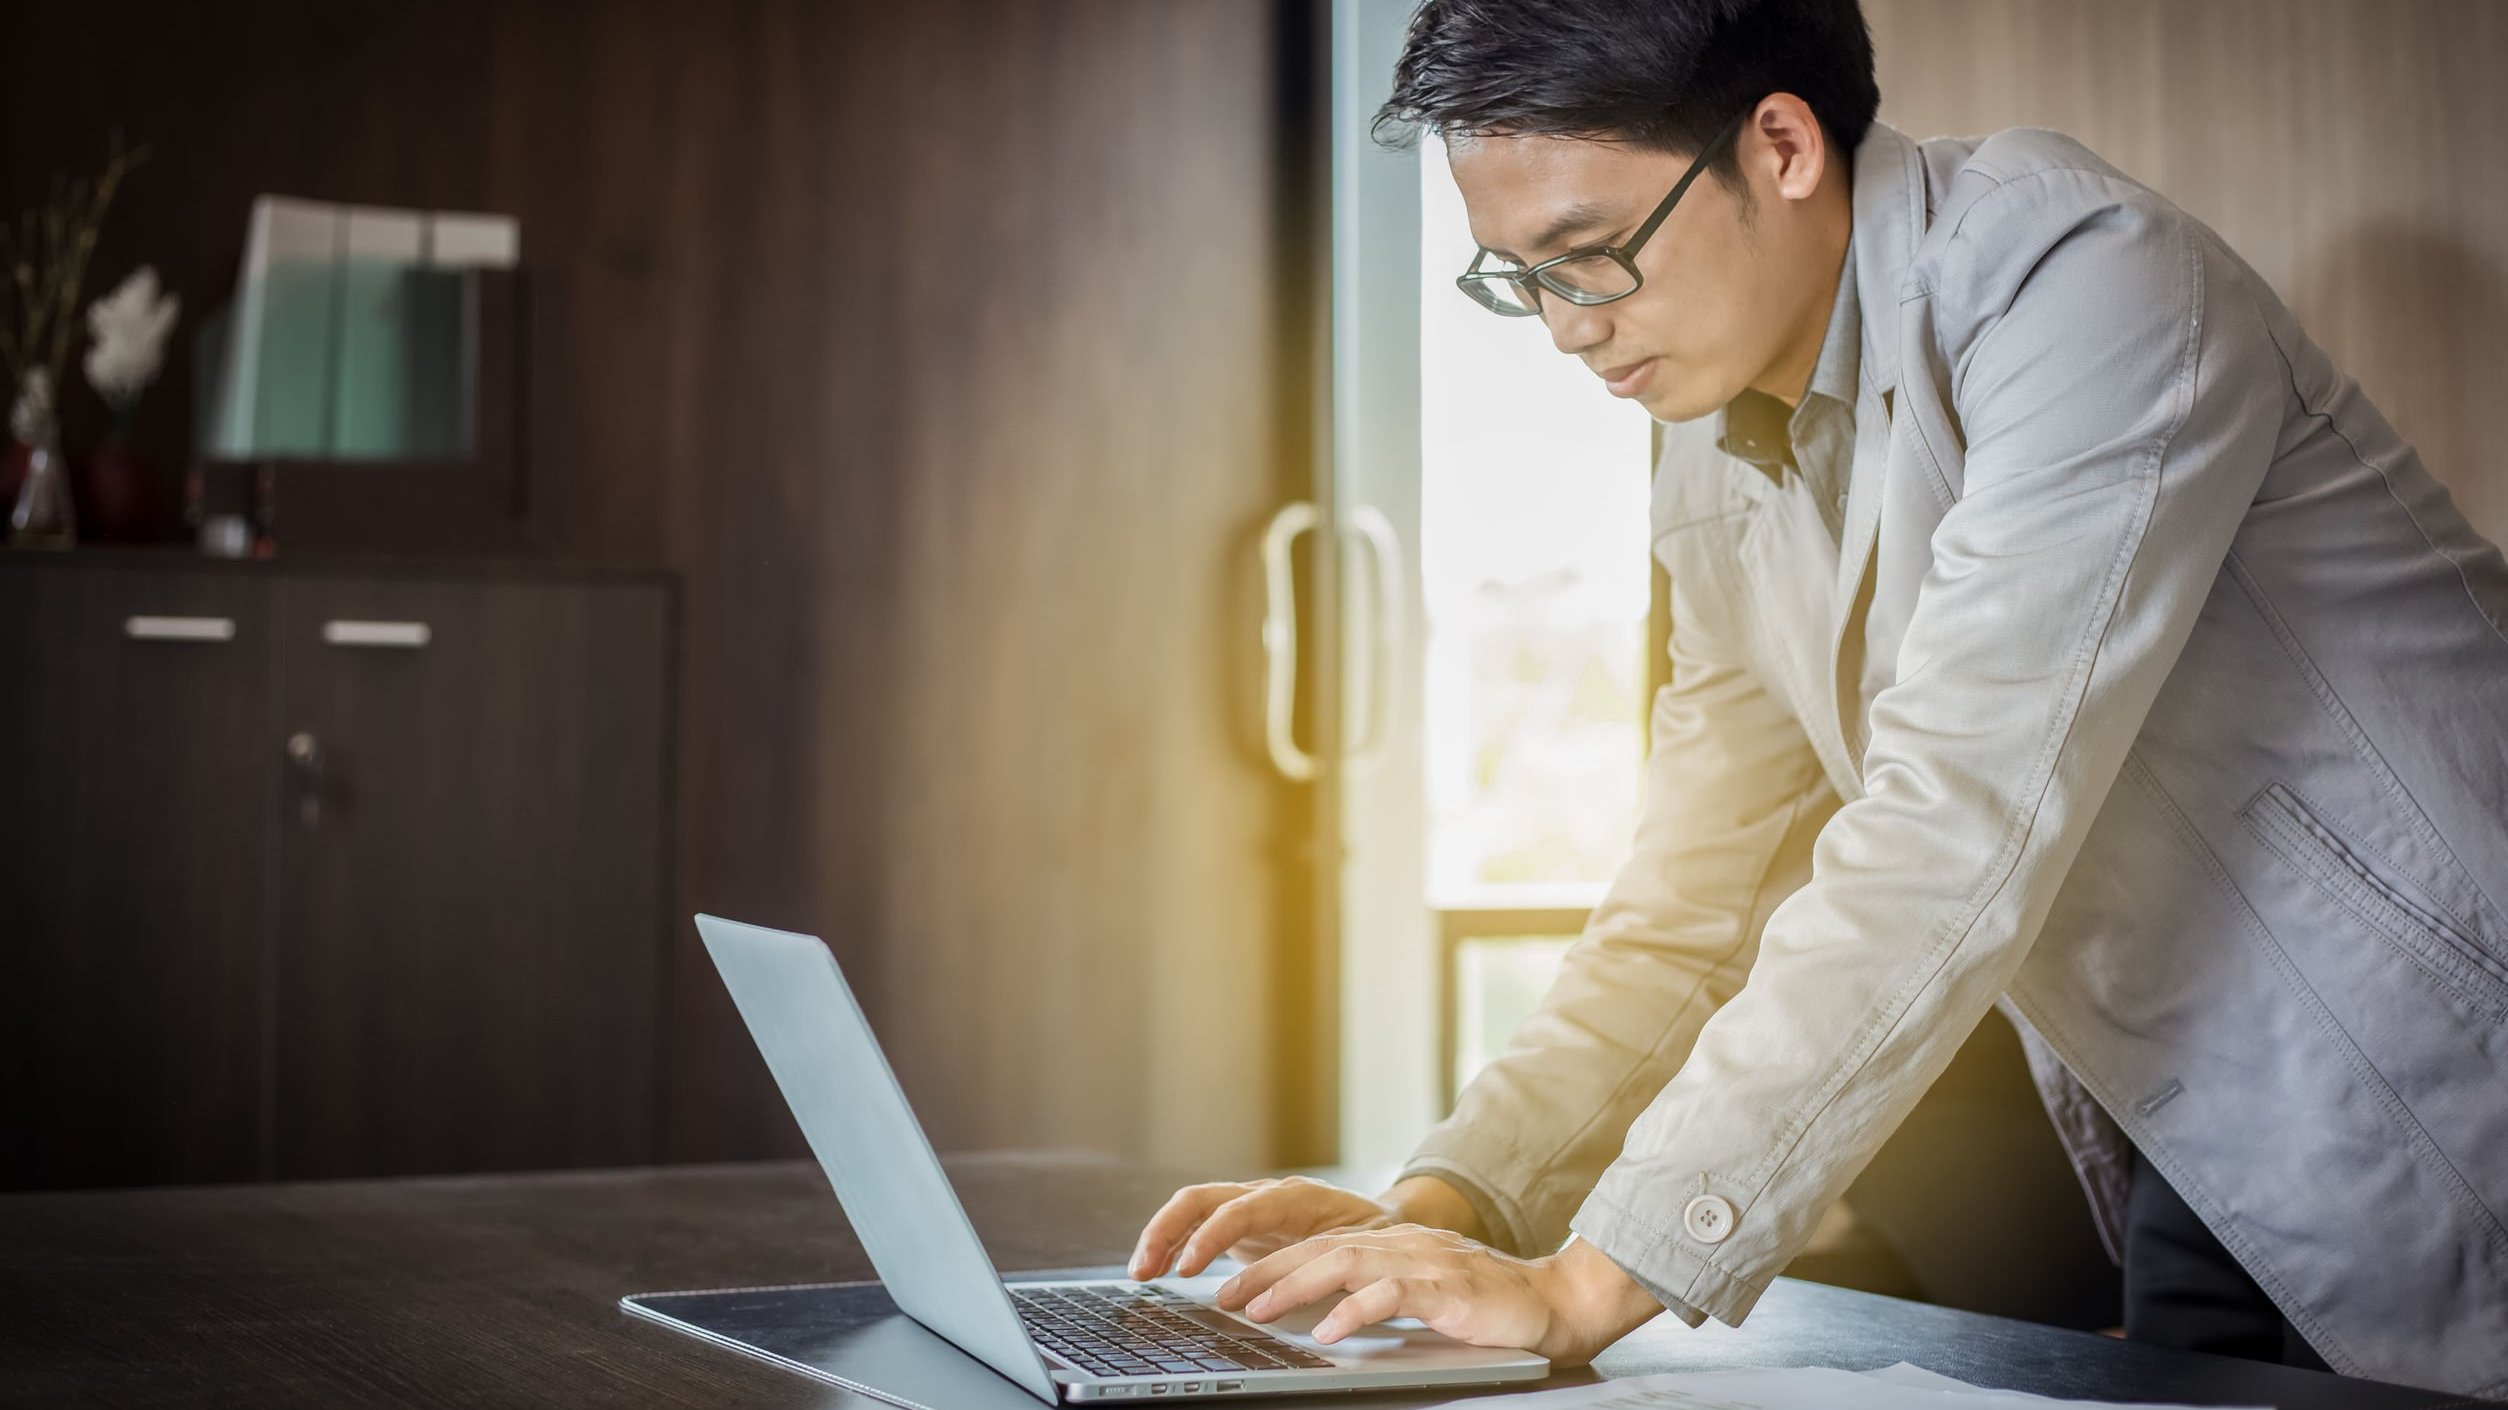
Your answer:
[1596,358,1656,398]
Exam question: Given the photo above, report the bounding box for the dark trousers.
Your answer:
[2124,1150,2329,1371]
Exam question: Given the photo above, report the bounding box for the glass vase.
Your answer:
[8,434,77,549]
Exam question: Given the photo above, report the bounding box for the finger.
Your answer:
[1130,1183,1250,1280]
[1215,1229,1354,1309]
[1246,1243,1393,1322]
[1314,1276,1453,1343]
[1175,1191,1274,1277]
[1132,1183,1250,1279]
[1224,1230,1298,1265]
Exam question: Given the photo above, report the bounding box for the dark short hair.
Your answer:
[1375,0,1880,188]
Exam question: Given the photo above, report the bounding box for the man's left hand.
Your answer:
[1211,1225,1664,1366]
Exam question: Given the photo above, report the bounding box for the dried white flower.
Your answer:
[83,266,182,410]
[9,369,56,445]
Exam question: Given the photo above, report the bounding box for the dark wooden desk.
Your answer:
[0,1155,2489,1408]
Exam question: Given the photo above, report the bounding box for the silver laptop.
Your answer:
[681,914,1549,1403]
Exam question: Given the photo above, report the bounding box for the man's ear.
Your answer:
[1745,92,1828,202]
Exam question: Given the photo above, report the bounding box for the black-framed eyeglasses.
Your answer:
[1455,107,1752,318]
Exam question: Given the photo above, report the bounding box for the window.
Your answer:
[1326,1,1663,1162]
[1417,137,1657,1100]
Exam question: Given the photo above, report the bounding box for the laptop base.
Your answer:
[624,1278,1054,1410]
[621,1273,1550,1409]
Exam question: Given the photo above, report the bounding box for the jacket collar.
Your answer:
[1850,120,1925,399]
[1815,121,1931,764]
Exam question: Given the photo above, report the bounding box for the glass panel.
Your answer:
[1331,0,1439,1172]
[1419,138,1655,911]
[1452,934,1577,1091]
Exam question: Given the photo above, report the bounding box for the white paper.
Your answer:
[1425,1361,2267,1410]
[1863,1363,2056,1401]
[1858,1361,2260,1409]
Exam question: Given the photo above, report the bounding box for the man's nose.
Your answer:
[1540,298,1611,358]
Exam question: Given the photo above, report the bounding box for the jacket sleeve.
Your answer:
[1399,479,1835,1268]
[1568,166,2289,1326]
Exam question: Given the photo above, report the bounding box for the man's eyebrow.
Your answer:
[1486,201,1621,262]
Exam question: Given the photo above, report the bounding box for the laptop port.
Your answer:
[1216,1382,1243,1392]
[1149,1386,1170,1396]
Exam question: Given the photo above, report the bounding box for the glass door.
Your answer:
[1328,0,1658,1173]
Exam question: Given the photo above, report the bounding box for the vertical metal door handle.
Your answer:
[1261,501,1323,782]
[1339,504,1405,774]
[124,615,236,643]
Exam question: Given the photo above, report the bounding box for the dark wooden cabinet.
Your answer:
[0,568,277,1188]
[0,554,674,1190]
[270,575,671,1178]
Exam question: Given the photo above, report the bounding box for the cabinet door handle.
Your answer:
[124,615,236,643]
[321,619,432,649]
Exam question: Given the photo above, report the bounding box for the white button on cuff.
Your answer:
[1682,1194,1737,1245]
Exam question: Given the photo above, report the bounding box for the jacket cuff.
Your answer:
[1570,1189,1774,1328]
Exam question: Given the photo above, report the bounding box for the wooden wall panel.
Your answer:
[1865,0,2508,544]
[1,1,1309,1172]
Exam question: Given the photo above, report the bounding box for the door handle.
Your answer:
[1340,504,1405,775]
[1261,502,1323,783]
[1259,501,1409,782]
[124,615,235,643]
[321,619,431,649]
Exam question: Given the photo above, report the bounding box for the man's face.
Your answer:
[1445,126,1829,423]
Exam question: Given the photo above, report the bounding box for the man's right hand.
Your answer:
[1127,1174,1484,1281]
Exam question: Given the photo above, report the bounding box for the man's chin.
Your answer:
[1618,359,1723,422]
[1637,380,1721,424]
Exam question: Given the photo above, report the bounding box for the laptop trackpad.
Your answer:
[1160,1273,1540,1367]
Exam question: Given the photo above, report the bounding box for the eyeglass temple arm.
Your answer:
[1625,108,1754,252]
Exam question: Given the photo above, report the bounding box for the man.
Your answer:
[1130,0,2508,1395]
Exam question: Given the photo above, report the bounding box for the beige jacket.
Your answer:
[1402,122,2508,1396]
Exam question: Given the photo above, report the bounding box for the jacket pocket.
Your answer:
[2242,782,2508,1021]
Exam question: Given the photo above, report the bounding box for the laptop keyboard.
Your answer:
[1012,1284,1336,1379]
